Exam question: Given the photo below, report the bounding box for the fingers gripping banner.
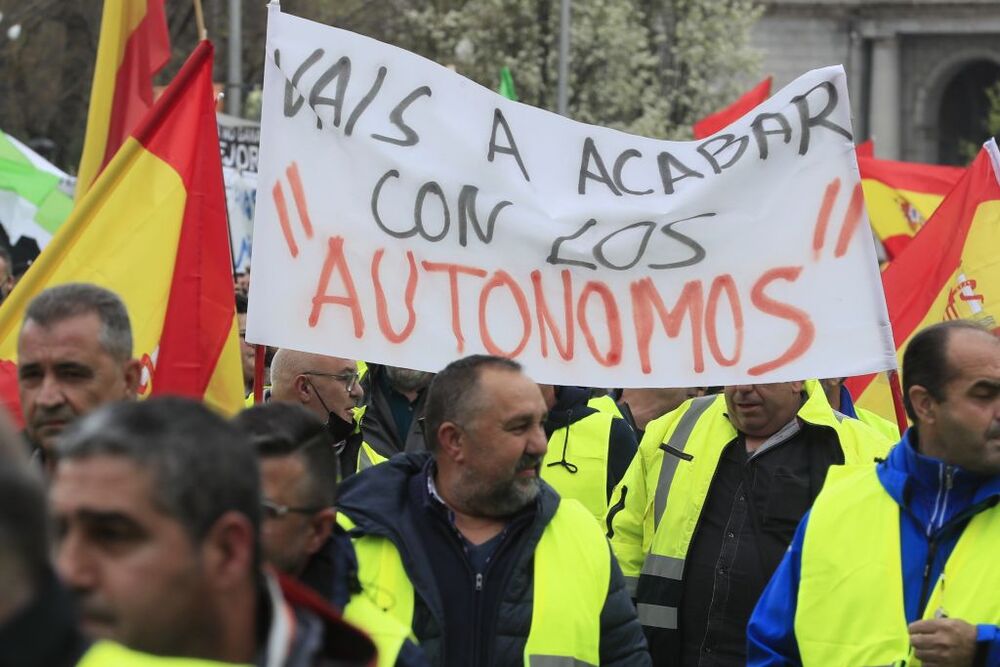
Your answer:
[247,7,896,387]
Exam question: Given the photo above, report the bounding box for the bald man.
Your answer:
[269,348,365,474]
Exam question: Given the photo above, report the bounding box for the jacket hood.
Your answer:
[546,386,598,436]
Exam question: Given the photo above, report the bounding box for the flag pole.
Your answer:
[887,369,908,437]
[253,345,265,404]
[193,0,208,40]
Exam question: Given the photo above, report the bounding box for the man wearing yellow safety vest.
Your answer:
[269,348,368,476]
[606,378,893,665]
[337,355,651,666]
[749,321,1000,666]
[50,398,378,666]
[234,402,428,667]
[537,384,638,525]
[819,376,901,440]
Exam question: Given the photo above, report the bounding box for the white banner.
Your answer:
[247,7,896,387]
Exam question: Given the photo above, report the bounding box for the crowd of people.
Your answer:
[0,278,997,667]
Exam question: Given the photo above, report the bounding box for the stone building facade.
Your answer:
[752,0,1000,164]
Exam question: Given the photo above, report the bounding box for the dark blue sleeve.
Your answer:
[747,511,810,666]
[975,624,1000,666]
[606,417,639,500]
[394,637,431,667]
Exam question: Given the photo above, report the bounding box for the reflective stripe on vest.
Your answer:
[342,498,609,665]
[343,593,410,667]
[357,441,389,472]
[541,411,614,524]
[795,464,1000,666]
[635,381,892,635]
[77,641,246,666]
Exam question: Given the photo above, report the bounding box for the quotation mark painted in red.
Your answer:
[272,161,314,258]
[811,178,865,261]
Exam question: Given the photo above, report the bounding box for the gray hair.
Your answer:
[423,355,522,452]
[22,283,133,361]
[57,397,261,544]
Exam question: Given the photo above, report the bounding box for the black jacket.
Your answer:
[359,365,427,459]
[0,569,89,667]
[545,386,639,500]
[337,453,650,667]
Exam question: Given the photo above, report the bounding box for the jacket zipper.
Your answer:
[917,466,956,615]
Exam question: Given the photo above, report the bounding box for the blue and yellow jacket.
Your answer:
[748,428,1000,665]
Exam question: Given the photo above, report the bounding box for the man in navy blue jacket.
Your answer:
[748,320,1000,666]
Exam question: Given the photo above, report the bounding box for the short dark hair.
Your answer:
[902,320,993,421]
[22,283,133,361]
[423,355,521,451]
[0,416,48,589]
[233,403,339,507]
[56,397,260,544]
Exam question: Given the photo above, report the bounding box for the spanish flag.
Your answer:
[0,42,244,417]
[692,76,772,139]
[847,140,1000,421]
[76,0,171,199]
[858,155,965,261]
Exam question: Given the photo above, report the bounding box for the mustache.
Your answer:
[32,405,76,425]
[74,594,117,626]
[516,454,543,472]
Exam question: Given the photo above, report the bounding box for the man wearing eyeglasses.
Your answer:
[269,348,365,475]
[235,402,428,667]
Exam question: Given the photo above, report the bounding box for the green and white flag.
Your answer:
[0,129,74,248]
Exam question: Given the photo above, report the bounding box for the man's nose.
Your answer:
[36,374,67,408]
[56,528,98,591]
[350,382,364,402]
[527,422,548,457]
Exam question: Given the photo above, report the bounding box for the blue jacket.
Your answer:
[747,428,1000,666]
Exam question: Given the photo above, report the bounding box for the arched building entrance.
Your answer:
[937,59,1000,165]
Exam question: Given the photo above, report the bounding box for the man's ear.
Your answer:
[294,375,312,404]
[908,385,937,424]
[123,359,143,398]
[200,511,256,592]
[907,384,938,424]
[789,380,805,394]
[436,422,465,463]
[305,507,336,557]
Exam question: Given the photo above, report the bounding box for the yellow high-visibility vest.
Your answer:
[340,498,610,665]
[76,641,247,666]
[795,464,1000,666]
[606,380,893,632]
[541,410,614,524]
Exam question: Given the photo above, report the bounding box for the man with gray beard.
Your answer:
[336,355,650,667]
[358,364,434,461]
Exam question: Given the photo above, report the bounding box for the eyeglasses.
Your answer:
[302,370,360,393]
[261,498,327,519]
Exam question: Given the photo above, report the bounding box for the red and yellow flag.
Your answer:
[858,155,965,261]
[76,0,171,199]
[0,41,243,417]
[692,76,773,139]
[847,141,1000,420]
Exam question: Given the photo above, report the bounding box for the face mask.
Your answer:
[306,378,356,445]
